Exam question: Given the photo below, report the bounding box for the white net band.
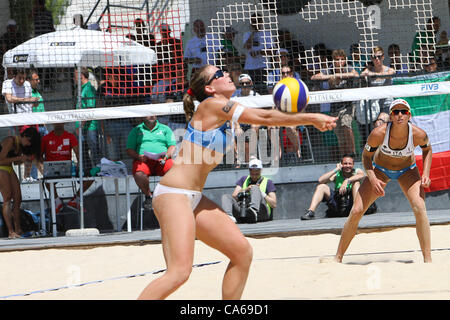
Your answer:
[1,80,449,127]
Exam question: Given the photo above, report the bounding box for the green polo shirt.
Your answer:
[126,120,176,155]
[76,81,98,131]
[31,89,45,113]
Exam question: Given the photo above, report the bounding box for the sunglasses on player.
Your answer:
[206,69,225,84]
[390,109,410,115]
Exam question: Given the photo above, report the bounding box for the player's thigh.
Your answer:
[194,196,252,262]
[352,177,380,214]
[398,167,425,211]
[152,193,196,268]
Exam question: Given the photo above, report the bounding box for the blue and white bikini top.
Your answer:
[184,104,245,153]
[380,122,415,158]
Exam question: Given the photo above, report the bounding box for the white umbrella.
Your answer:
[2,27,157,68]
[3,27,157,233]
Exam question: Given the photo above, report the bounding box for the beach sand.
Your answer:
[1,224,450,300]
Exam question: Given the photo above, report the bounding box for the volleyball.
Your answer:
[272,77,309,113]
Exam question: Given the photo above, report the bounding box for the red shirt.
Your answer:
[41,130,78,161]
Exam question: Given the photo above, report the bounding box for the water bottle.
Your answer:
[71,161,76,177]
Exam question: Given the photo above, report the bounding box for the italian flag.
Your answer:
[394,72,450,192]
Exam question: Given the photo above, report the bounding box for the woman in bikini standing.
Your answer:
[137,64,337,299]
[333,99,433,263]
[0,127,40,238]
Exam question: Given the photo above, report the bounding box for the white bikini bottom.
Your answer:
[153,183,203,210]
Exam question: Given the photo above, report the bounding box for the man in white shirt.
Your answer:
[2,68,38,114]
[184,19,207,75]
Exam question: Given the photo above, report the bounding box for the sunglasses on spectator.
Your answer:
[240,82,252,87]
[206,69,225,84]
[372,54,384,60]
[390,109,410,115]
[281,71,292,75]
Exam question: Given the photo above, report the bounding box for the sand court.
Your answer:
[1,224,450,300]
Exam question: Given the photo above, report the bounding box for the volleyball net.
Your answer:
[0,0,449,179]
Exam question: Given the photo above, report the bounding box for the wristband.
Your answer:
[261,191,267,198]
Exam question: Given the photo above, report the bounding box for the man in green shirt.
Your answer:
[301,154,366,220]
[74,67,100,174]
[126,115,176,210]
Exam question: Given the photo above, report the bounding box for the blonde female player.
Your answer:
[333,99,433,263]
[137,65,337,299]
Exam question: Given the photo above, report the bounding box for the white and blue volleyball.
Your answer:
[272,77,309,113]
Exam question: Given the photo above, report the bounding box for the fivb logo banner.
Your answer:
[420,83,440,93]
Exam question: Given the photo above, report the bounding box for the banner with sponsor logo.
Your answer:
[393,72,450,192]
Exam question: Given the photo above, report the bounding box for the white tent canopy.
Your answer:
[2,27,157,68]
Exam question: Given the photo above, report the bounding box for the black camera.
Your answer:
[237,192,249,201]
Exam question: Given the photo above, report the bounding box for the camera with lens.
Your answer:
[237,192,250,218]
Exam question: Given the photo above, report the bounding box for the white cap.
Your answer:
[238,73,252,83]
[7,19,16,26]
[249,158,263,169]
[389,99,411,113]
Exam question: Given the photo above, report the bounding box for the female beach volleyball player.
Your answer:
[333,99,433,263]
[0,127,40,238]
[137,65,337,299]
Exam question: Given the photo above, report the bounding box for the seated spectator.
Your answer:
[232,73,259,97]
[388,44,409,74]
[361,46,395,79]
[300,154,365,220]
[0,127,40,238]
[41,123,94,213]
[436,30,449,67]
[126,115,176,211]
[422,56,438,73]
[348,43,368,75]
[280,64,300,80]
[227,62,243,87]
[222,157,276,223]
[373,112,389,128]
[277,28,305,78]
[233,74,260,166]
[311,49,359,158]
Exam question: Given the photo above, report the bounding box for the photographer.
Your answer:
[222,157,276,223]
[300,154,367,220]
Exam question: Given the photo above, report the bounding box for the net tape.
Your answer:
[0,80,449,128]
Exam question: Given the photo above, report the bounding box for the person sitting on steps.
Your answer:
[301,154,366,220]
